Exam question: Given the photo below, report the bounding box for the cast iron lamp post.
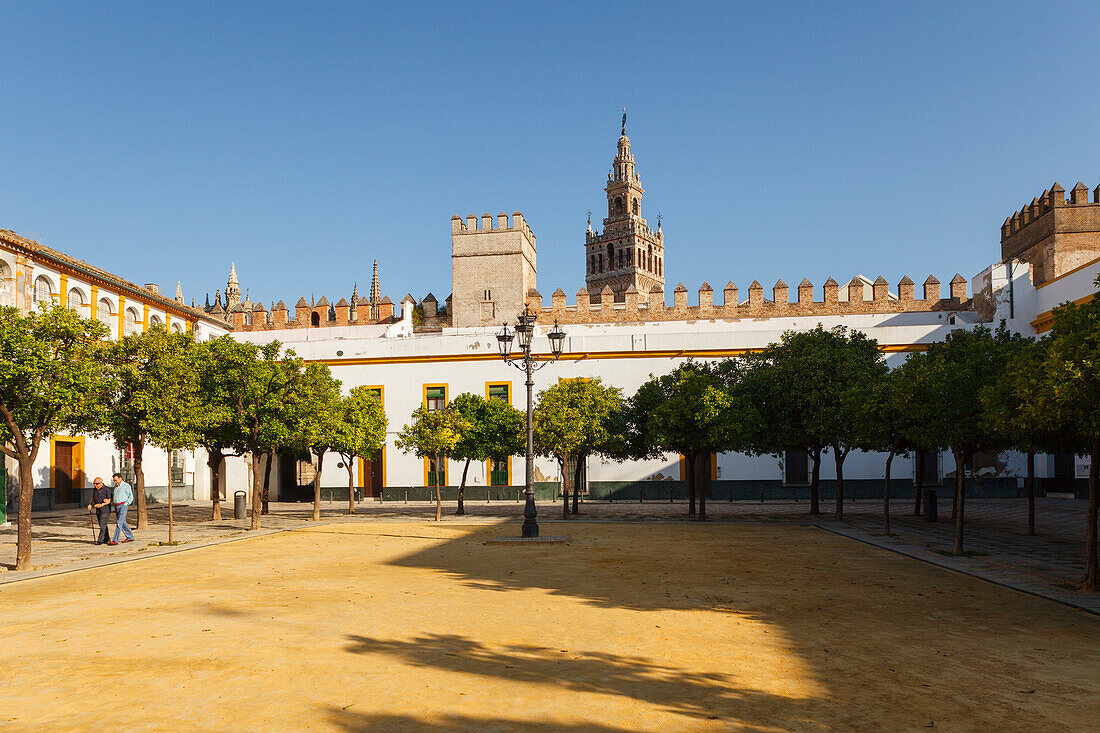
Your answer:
[497,306,566,537]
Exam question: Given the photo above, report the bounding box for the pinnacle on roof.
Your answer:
[401,293,415,304]
[847,276,863,287]
[357,296,370,306]
[273,300,288,311]
[210,301,224,315]
[380,295,393,304]
[748,280,762,289]
[228,263,238,285]
[253,302,266,312]
[625,284,638,293]
[774,279,786,288]
[674,283,688,292]
[824,277,839,287]
[874,275,888,285]
[335,297,349,307]
[950,273,967,284]
[650,283,663,292]
[369,260,381,303]
[699,282,712,291]
[553,287,566,296]
[175,281,184,303]
[295,296,309,308]
[799,278,813,287]
[316,295,330,306]
[351,282,359,302]
[601,285,614,294]
[725,281,737,290]
[898,275,914,285]
[423,293,437,303]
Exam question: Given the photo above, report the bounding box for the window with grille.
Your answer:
[784,450,809,485]
[124,308,140,335]
[489,458,508,486]
[98,299,113,327]
[34,276,52,304]
[118,445,136,484]
[67,288,84,312]
[425,386,446,412]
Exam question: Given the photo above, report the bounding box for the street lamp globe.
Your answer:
[548,321,566,358]
[496,323,514,359]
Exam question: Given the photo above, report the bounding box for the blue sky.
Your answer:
[3,2,1099,309]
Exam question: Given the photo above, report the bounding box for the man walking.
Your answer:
[112,473,135,544]
[86,477,114,545]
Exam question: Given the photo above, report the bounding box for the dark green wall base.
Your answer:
[590,477,1022,501]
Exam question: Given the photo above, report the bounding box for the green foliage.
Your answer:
[0,304,108,461]
[620,361,755,461]
[743,325,887,456]
[449,392,524,464]
[533,377,622,464]
[100,326,202,453]
[395,404,468,460]
[292,362,344,455]
[1036,291,1100,448]
[333,386,388,462]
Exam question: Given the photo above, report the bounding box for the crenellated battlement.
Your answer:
[1001,181,1100,240]
[528,273,972,326]
[1000,180,1100,285]
[451,210,534,242]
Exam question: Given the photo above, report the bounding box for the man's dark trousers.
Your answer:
[96,509,112,544]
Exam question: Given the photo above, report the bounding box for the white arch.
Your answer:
[171,321,183,334]
[149,313,163,329]
[0,260,14,307]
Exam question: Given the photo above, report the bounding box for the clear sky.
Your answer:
[3,2,1099,310]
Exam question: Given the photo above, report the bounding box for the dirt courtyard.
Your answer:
[1,522,1096,732]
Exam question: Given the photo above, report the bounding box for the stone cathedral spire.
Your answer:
[584,120,665,302]
[225,263,242,309]
[369,260,381,305]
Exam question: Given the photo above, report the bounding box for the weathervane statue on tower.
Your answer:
[621,108,626,136]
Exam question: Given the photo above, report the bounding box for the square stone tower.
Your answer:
[1001,182,1100,284]
[451,211,537,328]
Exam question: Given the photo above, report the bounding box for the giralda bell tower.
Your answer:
[584,113,665,302]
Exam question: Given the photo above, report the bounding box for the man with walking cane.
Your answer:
[86,476,114,545]
[111,473,135,544]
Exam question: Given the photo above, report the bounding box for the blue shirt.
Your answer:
[113,481,134,506]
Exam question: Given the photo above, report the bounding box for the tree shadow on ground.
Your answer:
[327,708,637,732]
[342,632,825,731]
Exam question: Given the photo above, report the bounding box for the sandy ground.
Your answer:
[1,522,1096,732]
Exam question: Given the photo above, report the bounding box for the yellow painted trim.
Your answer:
[165,312,171,330]
[361,385,386,490]
[142,303,150,330]
[50,435,86,494]
[486,455,512,487]
[89,284,98,318]
[117,295,126,339]
[314,344,929,368]
[1031,292,1099,334]
[1034,254,1100,290]
[485,381,512,404]
[59,273,68,307]
[423,453,448,489]
[422,383,448,488]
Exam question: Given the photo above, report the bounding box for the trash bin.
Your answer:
[234,491,247,520]
[922,488,937,522]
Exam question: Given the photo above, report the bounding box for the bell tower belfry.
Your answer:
[585,114,665,302]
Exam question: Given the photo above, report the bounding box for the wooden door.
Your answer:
[54,442,75,504]
[359,449,384,497]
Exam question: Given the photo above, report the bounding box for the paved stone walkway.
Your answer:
[1,497,1094,613]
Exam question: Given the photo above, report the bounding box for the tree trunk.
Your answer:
[572,458,584,516]
[208,451,222,521]
[686,453,696,516]
[562,454,570,520]
[456,458,470,515]
[15,455,33,570]
[914,449,925,516]
[809,449,821,515]
[1079,436,1099,591]
[952,448,967,555]
[695,453,708,521]
[346,458,357,515]
[311,449,325,522]
[884,451,894,536]
[1026,450,1035,537]
[167,452,174,544]
[250,451,265,530]
[434,454,442,522]
[833,447,846,521]
[262,450,273,515]
[133,438,147,530]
